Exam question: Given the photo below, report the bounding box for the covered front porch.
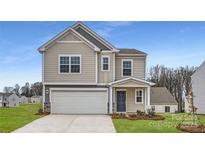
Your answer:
[108,77,155,113]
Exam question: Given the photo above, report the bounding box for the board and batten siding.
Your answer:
[192,62,205,114]
[115,55,146,80]
[98,52,114,83]
[151,105,177,113]
[44,42,96,83]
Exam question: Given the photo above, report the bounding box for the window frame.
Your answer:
[58,54,81,74]
[101,55,110,71]
[165,106,170,113]
[135,88,144,104]
[121,59,133,77]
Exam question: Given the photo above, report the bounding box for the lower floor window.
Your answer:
[165,106,170,112]
[135,89,143,103]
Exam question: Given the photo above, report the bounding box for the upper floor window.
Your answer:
[122,59,133,76]
[59,55,81,74]
[135,89,143,104]
[101,55,110,71]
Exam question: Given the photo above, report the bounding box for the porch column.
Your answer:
[43,85,45,112]
[147,86,151,108]
[109,86,113,114]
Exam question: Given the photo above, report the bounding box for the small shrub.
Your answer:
[136,110,145,116]
[112,113,126,119]
[38,108,43,114]
[147,108,155,117]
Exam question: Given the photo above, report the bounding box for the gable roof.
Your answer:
[118,48,147,55]
[72,22,119,52]
[38,22,120,53]
[191,61,205,78]
[151,87,178,105]
[109,77,155,86]
[38,26,101,52]
[0,92,14,97]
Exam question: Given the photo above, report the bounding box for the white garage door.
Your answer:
[51,89,108,114]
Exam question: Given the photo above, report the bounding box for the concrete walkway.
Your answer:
[13,115,116,133]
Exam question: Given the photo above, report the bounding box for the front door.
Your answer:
[117,91,126,112]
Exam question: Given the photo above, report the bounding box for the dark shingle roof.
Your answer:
[118,48,147,55]
[151,87,178,105]
[0,92,13,97]
[75,27,110,50]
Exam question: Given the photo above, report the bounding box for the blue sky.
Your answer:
[0,21,205,91]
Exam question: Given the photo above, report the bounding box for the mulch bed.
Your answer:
[112,113,165,120]
[35,112,50,116]
[127,114,165,120]
[176,124,205,133]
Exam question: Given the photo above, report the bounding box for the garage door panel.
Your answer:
[51,90,108,114]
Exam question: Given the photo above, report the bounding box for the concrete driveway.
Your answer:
[13,115,116,133]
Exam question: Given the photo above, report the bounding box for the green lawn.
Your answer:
[112,113,205,133]
[0,103,43,133]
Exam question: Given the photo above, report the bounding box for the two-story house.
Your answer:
[38,22,177,114]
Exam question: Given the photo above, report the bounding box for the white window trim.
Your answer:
[58,54,82,74]
[101,55,110,71]
[165,106,171,113]
[135,88,144,104]
[121,59,133,77]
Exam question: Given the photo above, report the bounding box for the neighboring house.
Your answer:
[20,96,28,103]
[192,61,205,114]
[38,21,158,114]
[0,93,19,107]
[31,96,43,103]
[150,87,178,113]
[0,94,3,107]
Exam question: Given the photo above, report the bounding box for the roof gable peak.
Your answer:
[72,22,119,52]
[38,27,100,52]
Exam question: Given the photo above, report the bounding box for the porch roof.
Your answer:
[108,77,155,87]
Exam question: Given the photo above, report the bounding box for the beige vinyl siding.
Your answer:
[98,52,114,83]
[115,56,146,80]
[113,87,145,112]
[44,42,96,83]
[113,80,148,87]
[59,32,81,41]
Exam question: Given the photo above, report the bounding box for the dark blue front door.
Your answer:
[117,91,126,112]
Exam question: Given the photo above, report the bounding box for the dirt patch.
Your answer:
[177,124,205,133]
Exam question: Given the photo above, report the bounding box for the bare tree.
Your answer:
[13,84,20,96]
[3,86,14,93]
[20,82,31,97]
[30,82,42,96]
[148,65,196,112]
